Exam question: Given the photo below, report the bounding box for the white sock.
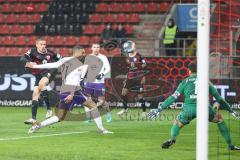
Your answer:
[84,106,90,112]
[93,116,104,131]
[84,106,91,119]
[90,108,104,130]
[40,116,59,127]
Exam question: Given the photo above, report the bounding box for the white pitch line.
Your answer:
[0,131,89,141]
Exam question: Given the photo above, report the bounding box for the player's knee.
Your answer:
[58,115,65,122]
[174,119,184,128]
[97,99,104,107]
[84,100,96,109]
[121,88,128,96]
[212,112,223,123]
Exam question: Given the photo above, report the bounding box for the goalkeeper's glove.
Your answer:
[96,73,104,80]
[147,107,163,119]
[230,110,240,120]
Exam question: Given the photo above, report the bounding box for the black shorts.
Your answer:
[34,68,59,86]
[123,78,142,90]
[34,72,51,86]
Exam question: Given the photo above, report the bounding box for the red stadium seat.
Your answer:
[96,3,108,12]
[124,24,133,34]
[0,47,8,56]
[13,3,25,13]
[37,3,48,12]
[159,2,170,13]
[52,36,64,46]
[95,24,105,34]
[112,23,118,30]
[116,14,127,23]
[0,25,10,34]
[83,25,96,35]
[18,14,29,23]
[78,36,90,46]
[5,14,17,24]
[11,25,22,35]
[84,47,91,54]
[59,48,71,56]
[122,3,133,13]
[103,14,115,23]
[1,4,12,13]
[133,3,145,13]
[90,36,101,44]
[15,36,27,46]
[26,3,35,13]
[44,36,52,44]
[8,47,20,56]
[109,3,120,13]
[29,14,42,23]
[128,14,140,23]
[27,36,37,46]
[146,3,158,13]
[0,14,5,23]
[89,14,102,23]
[22,25,34,34]
[65,36,77,46]
[3,36,15,46]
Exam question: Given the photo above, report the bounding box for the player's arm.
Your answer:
[31,57,72,69]
[20,49,34,66]
[102,56,111,75]
[96,56,110,80]
[139,54,147,68]
[161,81,185,110]
[209,82,232,112]
[210,82,240,119]
[148,80,185,119]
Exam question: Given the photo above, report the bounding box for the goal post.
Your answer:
[197,0,210,160]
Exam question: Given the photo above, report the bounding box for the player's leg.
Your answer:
[209,107,240,150]
[38,77,52,119]
[24,74,44,124]
[162,119,184,149]
[139,76,147,116]
[28,93,73,134]
[117,87,129,115]
[24,86,41,124]
[162,107,195,149]
[28,108,67,134]
[84,98,113,134]
[98,96,112,122]
[138,93,146,117]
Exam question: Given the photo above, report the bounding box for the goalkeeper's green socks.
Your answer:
[217,121,232,146]
[170,124,181,140]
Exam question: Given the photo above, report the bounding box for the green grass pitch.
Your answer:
[0,107,239,160]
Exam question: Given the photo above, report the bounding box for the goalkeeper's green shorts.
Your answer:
[176,104,216,125]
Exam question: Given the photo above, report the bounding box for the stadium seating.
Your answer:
[0,0,185,56]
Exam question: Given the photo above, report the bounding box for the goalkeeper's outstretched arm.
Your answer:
[210,83,240,119]
[209,83,232,112]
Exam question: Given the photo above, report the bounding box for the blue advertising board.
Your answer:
[176,4,197,32]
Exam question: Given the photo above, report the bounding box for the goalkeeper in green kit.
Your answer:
[148,61,240,150]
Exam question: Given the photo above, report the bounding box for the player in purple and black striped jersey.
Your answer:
[20,37,62,124]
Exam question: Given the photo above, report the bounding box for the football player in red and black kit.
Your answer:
[117,40,147,117]
[20,37,62,124]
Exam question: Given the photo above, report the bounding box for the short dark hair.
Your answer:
[188,60,197,73]
[36,36,46,42]
[72,45,85,55]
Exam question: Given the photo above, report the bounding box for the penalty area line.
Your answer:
[0,131,89,141]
